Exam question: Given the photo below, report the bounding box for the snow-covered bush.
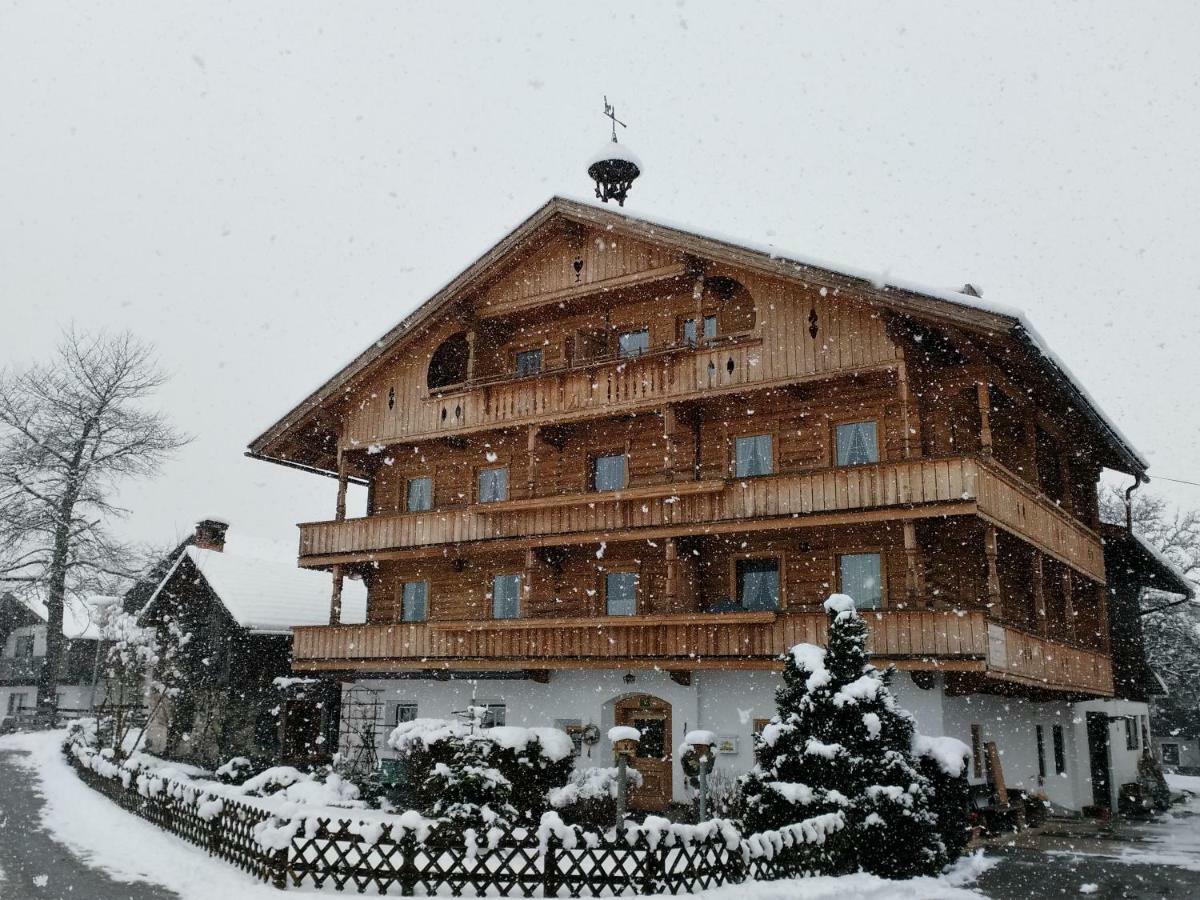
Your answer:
[913,734,972,865]
[547,765,643,829]
[387,715,575,829]
[214,756,255,785]
[739,593,954,878]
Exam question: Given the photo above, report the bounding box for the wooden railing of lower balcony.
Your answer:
[985,623,1113,695]
[293,608,989,670]
[292,608,1112,696]
[298,455,1105,582]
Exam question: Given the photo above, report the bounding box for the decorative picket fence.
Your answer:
[69,752,817,895]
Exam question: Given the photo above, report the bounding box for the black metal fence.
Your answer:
[69,751,813,895]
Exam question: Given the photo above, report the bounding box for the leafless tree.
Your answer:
[1101,485,1200,738]
[0,328,189,719]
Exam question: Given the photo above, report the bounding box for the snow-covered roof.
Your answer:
[19,594,119,641]
[144,545,366,636]
[249,195,1147,477]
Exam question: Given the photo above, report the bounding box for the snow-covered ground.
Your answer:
[1166,773,1200,796]
[0,729,994,899]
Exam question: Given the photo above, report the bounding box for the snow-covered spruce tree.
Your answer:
[739,594,946,878]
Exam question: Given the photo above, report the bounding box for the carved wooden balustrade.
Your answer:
[291,607,1113,696]
[297,455,1105,583]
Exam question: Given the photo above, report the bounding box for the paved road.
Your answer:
[0,747,178,900]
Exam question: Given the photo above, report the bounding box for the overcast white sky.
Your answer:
[3,1,1199,558]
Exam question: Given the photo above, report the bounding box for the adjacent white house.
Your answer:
[0,592,117,727]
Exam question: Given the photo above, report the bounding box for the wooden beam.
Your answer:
[335,450,349,522]
[669,670,692,686]
[1033,552,1048,637]
[903,521,921,605]
[664,537,680,612]
[329,565,344,626]
[977,381,993,456]
[984,525,1002,613]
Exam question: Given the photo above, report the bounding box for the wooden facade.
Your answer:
[251,198,1146,699]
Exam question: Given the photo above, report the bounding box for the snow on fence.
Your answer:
[66,749,827,895]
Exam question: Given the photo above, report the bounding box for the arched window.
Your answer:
[427,332,470,390]
[704,276,756,333]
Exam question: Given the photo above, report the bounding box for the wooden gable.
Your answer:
[249,197,1144,481]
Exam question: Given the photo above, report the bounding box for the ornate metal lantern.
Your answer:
[587,97,641,206]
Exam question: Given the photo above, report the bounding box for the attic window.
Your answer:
[427,332,470,391]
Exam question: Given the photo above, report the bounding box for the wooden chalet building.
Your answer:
[250,197,1151,812]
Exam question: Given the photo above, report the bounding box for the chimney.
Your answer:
[193,519,229,552]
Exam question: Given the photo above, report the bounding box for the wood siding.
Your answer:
[299,455,1105,582]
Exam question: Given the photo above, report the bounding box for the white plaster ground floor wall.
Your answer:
[0,682,102,727]
[343,668,1118,813]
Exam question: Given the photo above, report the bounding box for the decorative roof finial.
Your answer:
[587,96,641,206]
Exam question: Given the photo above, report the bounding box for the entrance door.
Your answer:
[615,695,672,811]
[1086,712,1112,810]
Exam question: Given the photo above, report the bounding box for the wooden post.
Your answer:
[465,328,477,382]
[903,521,921,606]
[976,381,993,456]
[692,277,705,347]
[524,549,536,614]
[330,565,344,625]
[661,404,678,483]
[526,425,539,498]
[984,526,1002,615]
[897,360,913,460]
[1095,582,1110,653]
[665,537,680,612]
[1032,553,1048,636]
[335,450,349,522]
[1062,568,1076,641]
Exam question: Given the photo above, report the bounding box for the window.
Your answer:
[606,572,639,616]
[1161,742,1181,766]
[1036,725,1046,779]
[618,328,649,358]
[1053,724,1066,774]
[478,467,509,503]
[736,558,780,611]
[835,421,879,466]
[427,332,470,390]
[839,553,883,610]
[682,315,717,345]
[735,434,773,478]
[15,635,35,658]
[515,349,543,377]
[1125,717,1138,751]
[394,703,418,726]
[401,581,428,622]
[591,453,627,492]
[555,718,584,755]
[753,718,772,735]
[492,574,522,620]
[479,703,506,727]
[406,476,433,512]
[970,725,983,777]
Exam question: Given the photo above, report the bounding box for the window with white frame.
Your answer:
[394,703,418,726]
[1161,742,1180,766]
[479,703,506,727]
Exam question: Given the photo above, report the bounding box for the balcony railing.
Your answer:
[297,455,1105,582]
[291,608,1112,697]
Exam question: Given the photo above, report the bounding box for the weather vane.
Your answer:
[602,95,626,143]
[587,95,641,206]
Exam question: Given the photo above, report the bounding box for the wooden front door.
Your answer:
[615,695,672,811]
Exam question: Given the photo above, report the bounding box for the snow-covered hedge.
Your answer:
[387,718,576,827]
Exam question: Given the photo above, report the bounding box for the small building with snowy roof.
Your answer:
[136,519,365,767]
[0,591,119,729]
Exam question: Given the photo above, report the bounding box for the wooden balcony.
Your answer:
[297,455,1105,582]
[291,608,1113,697]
